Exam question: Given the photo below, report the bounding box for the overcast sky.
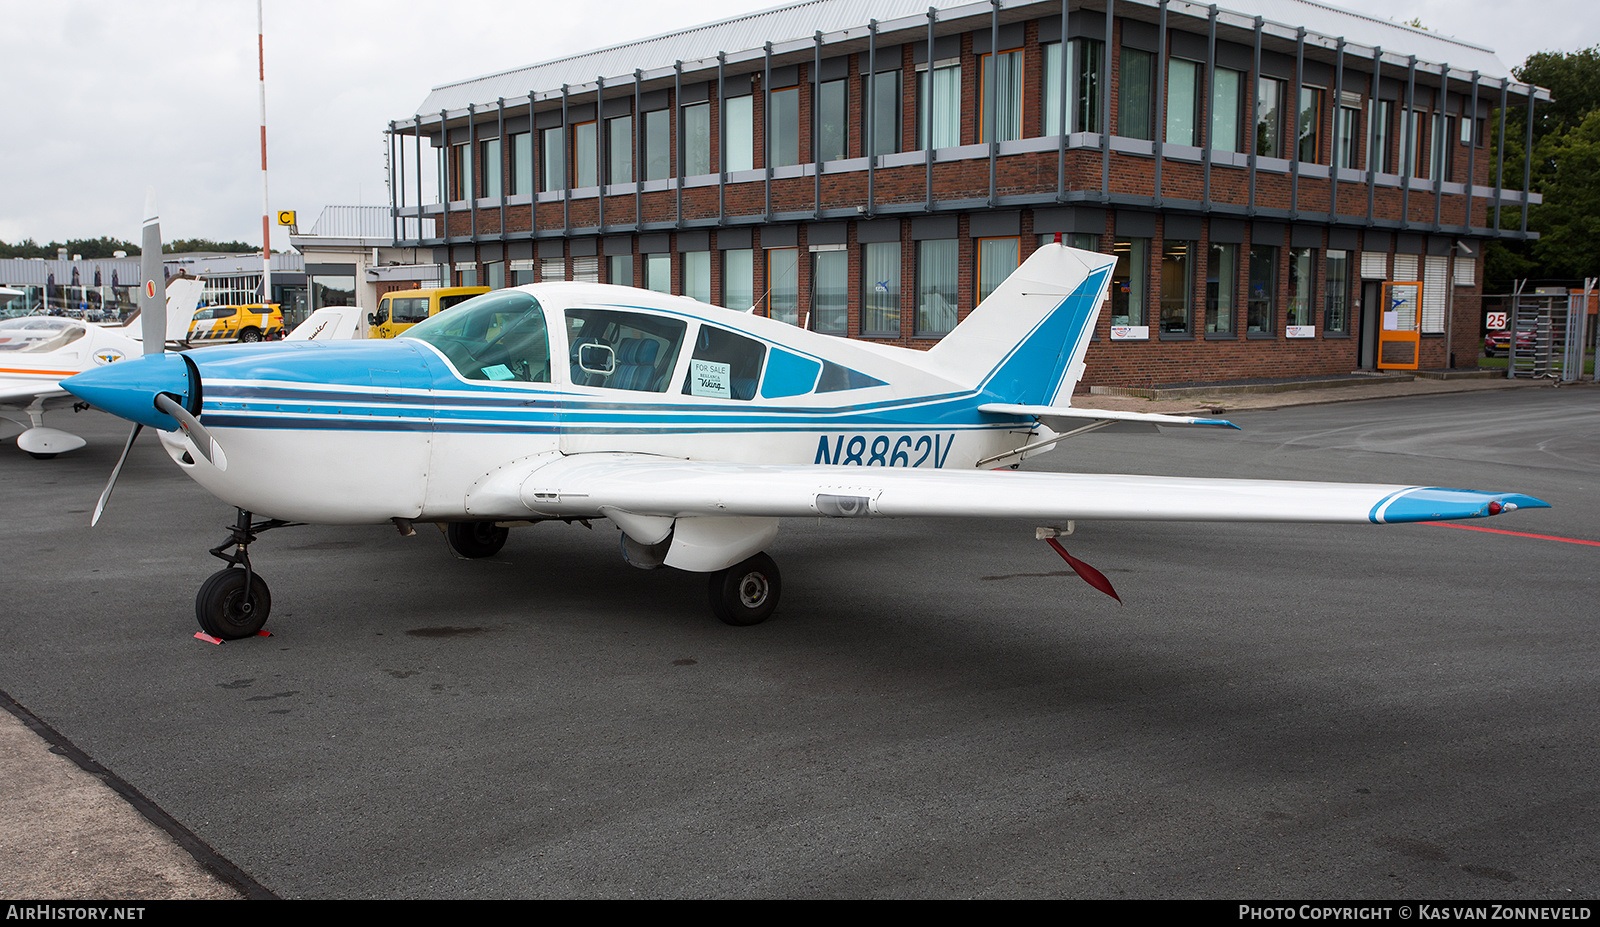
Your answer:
[2,0,1593,251]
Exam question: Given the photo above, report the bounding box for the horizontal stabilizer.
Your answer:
[979,402,1239,432]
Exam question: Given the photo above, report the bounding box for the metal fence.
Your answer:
[1481,280,1597,382]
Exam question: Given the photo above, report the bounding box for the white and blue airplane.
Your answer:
[1,276,202,458]
[63,227,1548,640]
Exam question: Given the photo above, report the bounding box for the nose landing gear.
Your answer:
[195,509,298,640]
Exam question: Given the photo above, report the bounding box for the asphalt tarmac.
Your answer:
[1,379,1596,899]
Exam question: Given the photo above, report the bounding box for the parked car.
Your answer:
[1483,327,1537,356]
[187,304,285,343]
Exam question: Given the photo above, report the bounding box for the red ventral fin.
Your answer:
[1044,537,1122,603]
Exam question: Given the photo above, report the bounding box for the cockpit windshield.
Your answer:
[0,317,86,353]
[401,290,551,383]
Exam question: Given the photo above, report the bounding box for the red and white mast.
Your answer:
[257,0,272,306]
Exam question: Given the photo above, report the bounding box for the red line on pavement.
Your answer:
[1423,522,1600,547]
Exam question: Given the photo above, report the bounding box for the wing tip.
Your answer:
[1372,488,1551,524]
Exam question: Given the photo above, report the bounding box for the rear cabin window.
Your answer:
[566,308,686,392]
[681,324,766,401]
[401,290,551,382]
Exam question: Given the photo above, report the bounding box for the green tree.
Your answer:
[1485,45,1600,289]
[163,238,261,255]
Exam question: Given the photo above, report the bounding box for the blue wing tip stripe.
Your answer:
[1369,488,1552,524]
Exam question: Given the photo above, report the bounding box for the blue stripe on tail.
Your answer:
[977,267,1108,406]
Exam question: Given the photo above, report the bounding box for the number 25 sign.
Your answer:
[1486,311,1508,330]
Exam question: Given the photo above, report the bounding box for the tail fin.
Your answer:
[924,242,1114,406]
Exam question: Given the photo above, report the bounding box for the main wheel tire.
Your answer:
[26,452,57,460]
[196,568,272,640]
[238,327,262,343]
[446,521,509,558]
[708,552,781,626]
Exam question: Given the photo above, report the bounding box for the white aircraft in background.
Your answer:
[64,230,1548,640]
[1,273,202,458]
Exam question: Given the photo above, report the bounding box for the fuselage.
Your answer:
[129,284,1042,523]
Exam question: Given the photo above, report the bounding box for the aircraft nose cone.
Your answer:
[62,351,195,431]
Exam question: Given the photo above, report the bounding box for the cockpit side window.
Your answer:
[565,308,686,392]
[681,324,766,401]
[401,290,551,382]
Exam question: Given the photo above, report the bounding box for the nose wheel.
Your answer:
[196,568,271,639]
[195,509,297,640]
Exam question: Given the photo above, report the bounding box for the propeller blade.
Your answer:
[139,189,164,355]
[1044,537,1121,603]
[92,423,143,526]
[153,393,227,471]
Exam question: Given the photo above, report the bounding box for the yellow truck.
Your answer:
[186,304,285,343]
[367,286,489,339]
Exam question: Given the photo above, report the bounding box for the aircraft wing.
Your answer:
[465,452,1544,526]
[0,384,69,406]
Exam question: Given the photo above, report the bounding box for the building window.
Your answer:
[642,109,671,180]
[769,86,800,167]
[1110,239,1149,328]
[1043,40,1104,135]
[861,241,901,336]
[538,257,563,283]
[607,115,632,184]
[863,70,901,157]
[766,248,799,325]
[1079,40,1105,134]
[510,132,532,194]
[644,253,670,293]
[607,254,633,287]
[1166,59,1201,147]
[1407,110,1427,178]
[682,251,711,303]
[1211,66,1244,152]
[682,102,711,176]
[572,121,598,188]
[511,259,536,286]
[540,126,563,191]
[1335,104,1360,171]
[572,256,599,284]
[1247,244,1278,334]
[723,248,754,311]
[811,248,848,333]
[725,95,753,172]
[980,49,1023,143]
[1039,232,1101,253]
[1298,87,1323,164]
[1371,100,1395,173]
[977,237,1020,304]
[817,79,848,162]
[1206,242,1237,334]
[485,261,505,289]
[1324,250,1351,334]
[1118,48,1154,141]
[1288,247,1316,328]
[479,137,501,198]
[916,240,959,336]
[1433,114,1453,181]
[1159,240,1194,334]
[1256,77,1287,158]
[449,142,471,201]
[917,60,961,150]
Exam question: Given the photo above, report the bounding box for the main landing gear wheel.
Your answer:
[196,568,272,640]
[708,552,781,626]
[446,521,509,558]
